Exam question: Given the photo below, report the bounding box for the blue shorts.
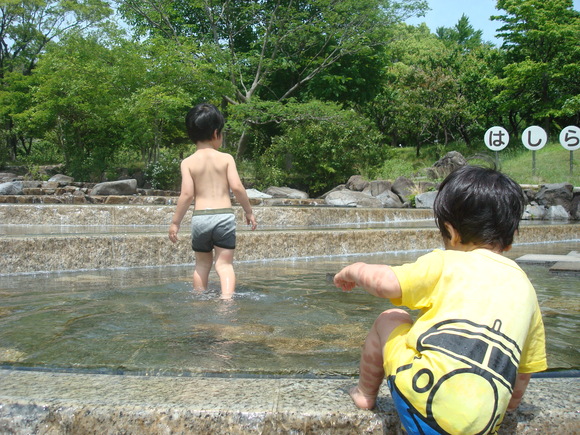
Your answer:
[190,208,236,252]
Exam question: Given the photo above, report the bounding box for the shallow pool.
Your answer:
[0,241,577,377]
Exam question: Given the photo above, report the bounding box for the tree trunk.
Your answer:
[236,130,250,159]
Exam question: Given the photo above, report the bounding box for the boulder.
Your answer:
[325,191,383,208]
[523,204,547,220]
[392,176,417,203]
[0,181,23,195]
[346,175,369,192]
[415,191,438,209]
[48,174,74,186]
[425,151,467,179]
[265,186,309,199]
[369,180,392,197]
[0,172,17,182]
[571,192,580,220]
[546,205,570,220]
[375,190,404,208]
[319,184,347,199]
[246,188,272,199]
[89,179,138,196]
[535,183,573,211]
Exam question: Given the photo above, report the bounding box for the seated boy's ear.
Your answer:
[444,223,461,247]
[503,244,512,252]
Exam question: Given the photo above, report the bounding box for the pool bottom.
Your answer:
[0,368,577,434]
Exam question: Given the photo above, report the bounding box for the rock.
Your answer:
[571,193,580,220]
[392,176,416,203]
[535,183,573,211]
[246,188,272,199]
[265,186,309,199]
[415,191,438,209]
[425,151,467,179]
[346,175,369,192]
[546,205,570,220]
[21,181,42,189]
[319,184,347,199]
[375,190,404,208]
[369,180,392,197]
[0,181,23,195]
[324,191,383,208]
[0,172,17,182]
[522,204,547,220]
[89,179,138,196]
[48,174,74,186]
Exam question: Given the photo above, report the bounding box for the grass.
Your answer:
[371,141,580,187]
[499,142,580,186]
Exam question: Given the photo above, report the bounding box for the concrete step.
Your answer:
[1,222,579,275]
[0,369,576,434]
[0,204,434,227]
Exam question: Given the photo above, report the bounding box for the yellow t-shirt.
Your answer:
[387,249,547,435]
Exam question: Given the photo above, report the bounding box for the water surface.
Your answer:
[0,241,577,377]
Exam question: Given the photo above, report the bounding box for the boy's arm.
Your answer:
[226,156,257,230]
[334,262,402,299]
[168,161,194,243]
[507,373,532,412]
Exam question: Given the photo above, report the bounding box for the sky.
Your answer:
[405,0,580,46]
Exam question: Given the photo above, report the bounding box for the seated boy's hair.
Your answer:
[433,165,525,250]
[186,103,225,143]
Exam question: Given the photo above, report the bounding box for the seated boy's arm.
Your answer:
[507,373,532,412]
[334,263,402,299]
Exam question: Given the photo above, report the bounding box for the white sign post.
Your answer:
[484,126,509,168]
[559,125,580,175]
[521,126,548,176]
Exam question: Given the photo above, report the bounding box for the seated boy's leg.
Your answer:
[193,251,213,291]
[214,247,235,299]
[351,308,412,410]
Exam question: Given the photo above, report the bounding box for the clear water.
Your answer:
[0,241,578,377]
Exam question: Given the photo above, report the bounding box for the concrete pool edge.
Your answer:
[0,369,578,434]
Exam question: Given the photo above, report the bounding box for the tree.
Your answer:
[117,0,428,157]
[364,24,495,156]
[436,14,484,50]
[492,0,580,132]
[28,33,141,179]
[0,0,112,162]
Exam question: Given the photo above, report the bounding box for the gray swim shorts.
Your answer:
[190,208,236,252]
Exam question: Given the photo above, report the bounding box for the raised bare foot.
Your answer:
[349,385,376,410]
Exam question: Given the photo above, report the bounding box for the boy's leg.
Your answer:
[351,308,413,410]
[213,246,235,299]
[193,251,213,291]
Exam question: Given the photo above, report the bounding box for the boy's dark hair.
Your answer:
[433,165,525,250]
[185,103,225,143]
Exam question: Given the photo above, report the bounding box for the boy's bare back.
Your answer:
[183,147,241,210]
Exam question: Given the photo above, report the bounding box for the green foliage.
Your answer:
[144,151,181,191]
[492,0,580,130]
[252,101,386,196]
[118,0,428,158]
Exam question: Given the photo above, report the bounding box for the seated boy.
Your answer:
[169,103,257,299]
[334,165,547,434]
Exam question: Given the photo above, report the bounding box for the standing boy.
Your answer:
[169,103,257,299]
[334,166,547,434]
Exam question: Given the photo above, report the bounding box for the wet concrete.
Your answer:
[0,369,578,434]
[0,204,578,274]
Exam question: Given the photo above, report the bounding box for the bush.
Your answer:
[145,152,181,190]
[254,101,386,196]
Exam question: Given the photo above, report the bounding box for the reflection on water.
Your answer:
[0,242,578,376]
